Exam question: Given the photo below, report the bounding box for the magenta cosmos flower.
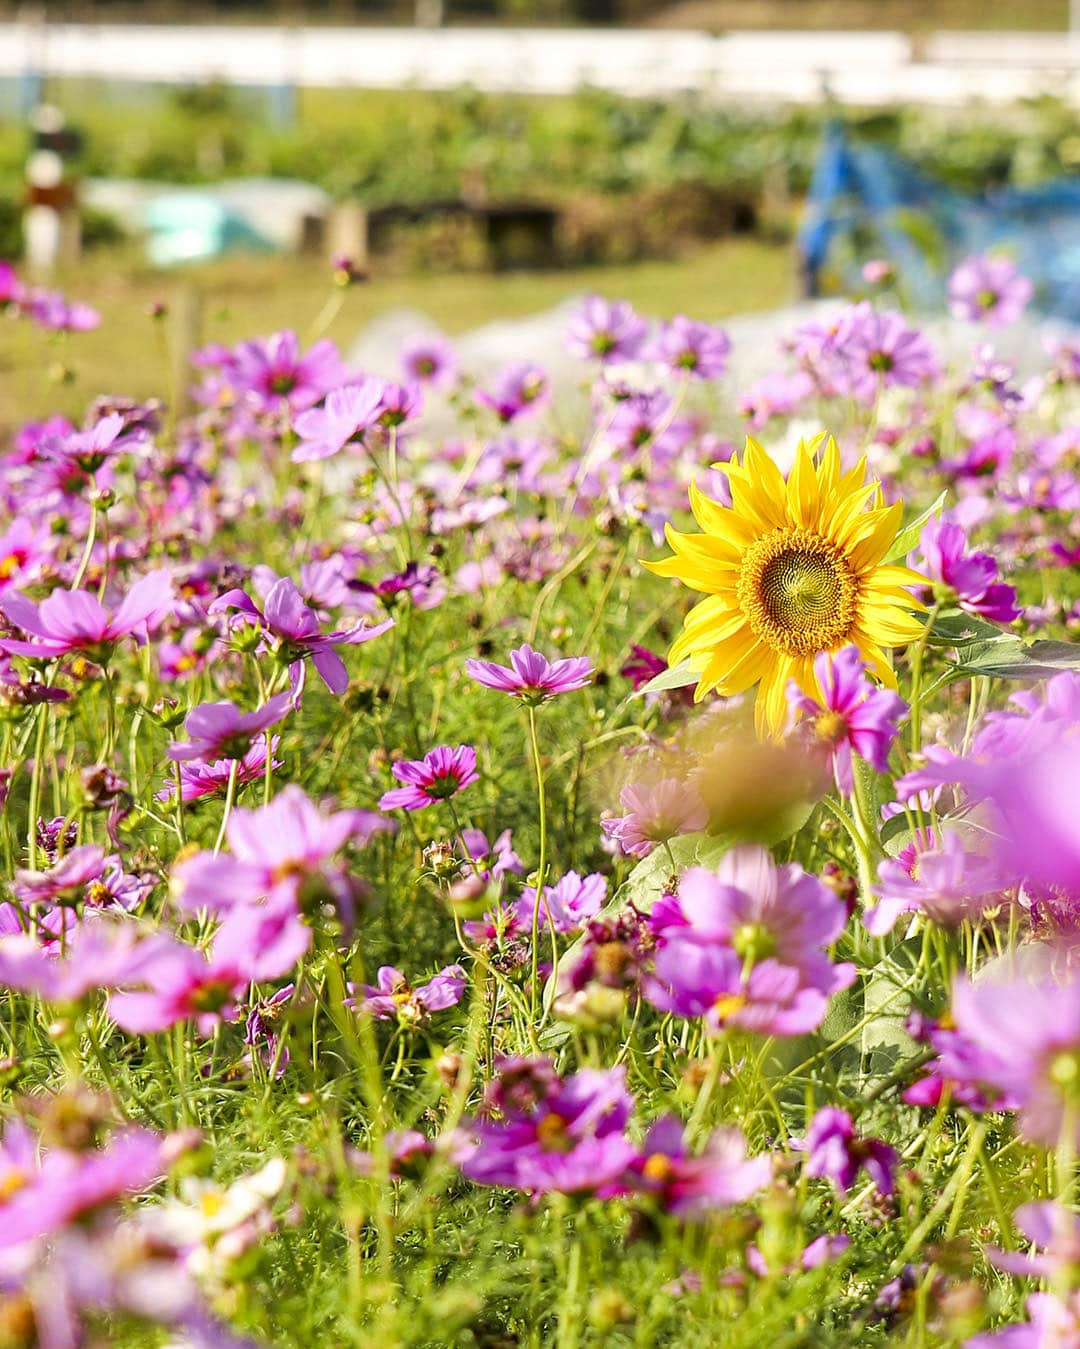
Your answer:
[0,570,172,662]
[948,253,1033,327]
[461,1062,638,1196]
[211,575,392,696]
[232,330,346,413]
[172,783,389,915]
[620,1114,771,1215]
[465,643,594,704]
[564,295,648,364]
[109,901,309,1036]
[167,691,293,764]
[647,315,731,380]
[646,845,855,1037]
[916,519,1021,624]
[351,964,466,1024]
[379,745,478,811]
[788,646,906,795]
[157,736,280,803]
[796,1107,898,1196]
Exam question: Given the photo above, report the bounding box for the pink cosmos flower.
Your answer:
[157,736,281,803]
[109,901,309,1036]
[231,331,346,413]
[167,691,293,763]
[942,966,1080,1149]
[0,570,172,661]
[601,778,708,858]
[948,254,1033,327]
[620,1114,771,1214]
[474,363,549,423]
[916,519,1021,624]
[378,745,478,811]
[647,315,731,380]
[795,1107,898,1196]
[465,643,594,703]
[400,334,457,388]
[461,1062,638,1196]
[351,964,466,1023]
[24,287,101,332]
[172,784,389,914]
[865,830,1007,936]
[0,1125,166,1252]
[0,518,52,592]
[564,296,648,364]
[836,304,938,404]
[211,575,393,697]
[0,920,173,1002]
[787,646,907,795]
[966,1292,1080,1348]
[10,844,108,905]
[645,845,855,1037]
[291,382,385,462]
[514,871,607,935]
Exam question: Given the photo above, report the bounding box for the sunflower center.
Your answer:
[738,528,859,657]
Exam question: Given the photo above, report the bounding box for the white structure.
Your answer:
[4,22,1080,107]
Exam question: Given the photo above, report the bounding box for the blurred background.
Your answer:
[5,0,1080,424]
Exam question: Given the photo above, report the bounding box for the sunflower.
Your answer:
[645,434,927,737]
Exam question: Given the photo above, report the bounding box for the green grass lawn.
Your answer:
[2,236,794,428]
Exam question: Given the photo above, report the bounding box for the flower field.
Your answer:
[0,251,1079,1347]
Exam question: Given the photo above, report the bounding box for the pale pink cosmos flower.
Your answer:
[0,571,172,661]
[601,779,708,859]
[172,784,390,915]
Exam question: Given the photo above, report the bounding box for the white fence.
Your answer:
[3,22,1080,105]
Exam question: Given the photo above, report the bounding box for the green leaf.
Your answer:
[926,608,1007,649]
[633,659,698,698]
[884,490,947,564]
[950,637,1080,680]
[860,936,921,1083]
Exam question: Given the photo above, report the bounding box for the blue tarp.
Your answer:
[799,123,1080,320]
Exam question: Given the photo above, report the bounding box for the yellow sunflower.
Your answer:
[645,433,927,738]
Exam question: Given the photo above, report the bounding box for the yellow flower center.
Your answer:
[642,1153,675,1183]
[713,992,747,1022]
[536,1113,572,1152]
[813,710,849,746]
[737,527,858,657]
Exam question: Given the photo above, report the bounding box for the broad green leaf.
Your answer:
[860,936,922,1083]
[926,608,1008,649]
[634,659,698,698]
[884,490,947,564]
[951,637,1080,680]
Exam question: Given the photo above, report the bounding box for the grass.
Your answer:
[1,235,794,428]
